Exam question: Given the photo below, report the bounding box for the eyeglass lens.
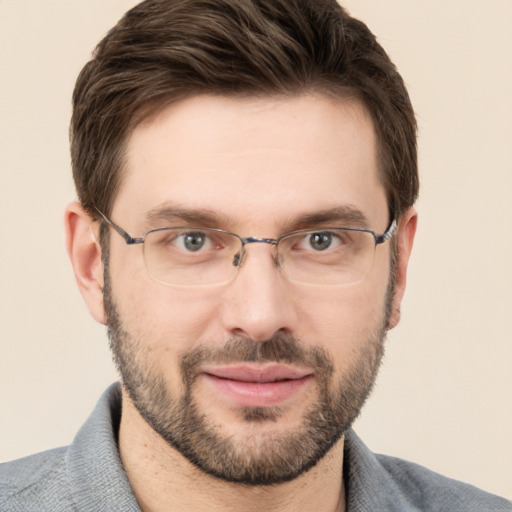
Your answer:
[141,227,377,288]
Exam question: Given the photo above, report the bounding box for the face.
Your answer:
[103,94,395,484]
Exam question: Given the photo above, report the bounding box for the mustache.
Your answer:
[180,333,335,383]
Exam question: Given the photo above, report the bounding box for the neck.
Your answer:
[118,391,346,512]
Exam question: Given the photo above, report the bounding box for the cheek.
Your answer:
[114,276,223,353]
[112,282,225,394]
[294,275,389,368]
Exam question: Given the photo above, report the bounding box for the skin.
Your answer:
[65,94,417,512]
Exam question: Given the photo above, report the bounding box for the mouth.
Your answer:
[200,364,314,408]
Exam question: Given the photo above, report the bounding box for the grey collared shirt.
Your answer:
[1,384,510,511]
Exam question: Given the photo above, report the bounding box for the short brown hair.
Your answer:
[71,0,418,219]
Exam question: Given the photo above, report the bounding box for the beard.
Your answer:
[103,265,393,485]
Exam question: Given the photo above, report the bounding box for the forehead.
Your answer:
[115,94,387,232]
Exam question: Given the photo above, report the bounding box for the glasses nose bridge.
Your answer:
[235,236,279,268]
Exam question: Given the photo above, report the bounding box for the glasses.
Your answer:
[96,210,397,288]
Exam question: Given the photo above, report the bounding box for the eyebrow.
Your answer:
[287,206,371,231]
[144,203,229,230]
[143,202,371,232]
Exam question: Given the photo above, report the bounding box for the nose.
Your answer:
[219,243,298,342]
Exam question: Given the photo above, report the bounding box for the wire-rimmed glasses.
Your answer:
[96,210,397,288]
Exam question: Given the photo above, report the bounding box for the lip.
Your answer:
[200,364,313,408]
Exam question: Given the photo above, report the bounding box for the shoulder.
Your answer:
[375,452,511,511]
[343,430,511,511]
[0,447,74,511]
[0,385,140,512]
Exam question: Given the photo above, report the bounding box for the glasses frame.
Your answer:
[95,209,397,286]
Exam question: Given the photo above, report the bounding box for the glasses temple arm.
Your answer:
[375,218,397,244]
[94,208,143,245]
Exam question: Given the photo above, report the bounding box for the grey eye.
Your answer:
[182,232,207,252]
[308,232,333,251]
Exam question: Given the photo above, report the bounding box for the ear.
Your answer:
[64,201,106,325]
[387,207,417,329]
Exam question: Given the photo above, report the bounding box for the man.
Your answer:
[1,0,510,510]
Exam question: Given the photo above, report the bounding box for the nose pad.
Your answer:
[273,248,283,268]
[232,240,280,271]
[232,250,244,268]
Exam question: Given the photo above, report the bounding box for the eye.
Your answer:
[309,232,334,251]
[174,231,211,252]
[300,231,342,252]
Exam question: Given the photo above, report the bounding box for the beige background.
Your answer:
[1,0,511,499]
